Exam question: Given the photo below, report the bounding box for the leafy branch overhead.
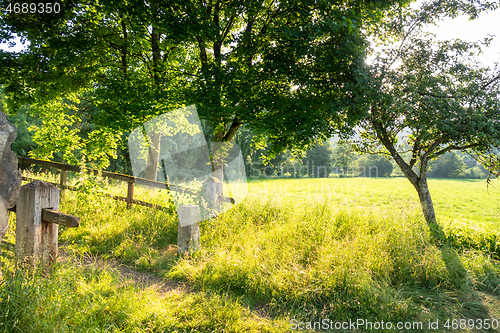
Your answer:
[1,0,408,158]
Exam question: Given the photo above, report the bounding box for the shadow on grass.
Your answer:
[428,222,499,330]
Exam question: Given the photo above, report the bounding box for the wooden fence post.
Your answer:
[127,182,134,209]
[177,204,200,255]
[15,181,59,267]
[60,170,67,199]
[202,177,223,218]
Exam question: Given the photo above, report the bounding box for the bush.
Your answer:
[356,155,393,177]
[428,152,466,178]
[463,166,488,179]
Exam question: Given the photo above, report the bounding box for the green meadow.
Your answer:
[2,174,500,332]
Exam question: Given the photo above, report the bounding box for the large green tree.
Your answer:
[332,142,356,175]
[1,0,407,177]
[352,0,500,224]
[427,152,466,178]
[302,142,334,177]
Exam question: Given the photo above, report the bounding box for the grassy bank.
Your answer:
[2,174,500,331]
[0,255,284,332]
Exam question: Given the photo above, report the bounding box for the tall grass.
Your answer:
[0,260,284,332]
[168,190,500,324]
[2,171,500,331]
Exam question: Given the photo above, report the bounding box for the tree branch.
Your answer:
[196,36,208,64]
[221,14,236,45]
[120,15,128,73]
[434,143,480,156]
[223,116,242,142]
[422,137,446,161]
[371,108,419,186]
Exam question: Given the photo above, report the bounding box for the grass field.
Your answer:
[1,173,500,332]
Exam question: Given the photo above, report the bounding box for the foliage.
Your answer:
[27,95,120,169]
[352,0,500,223]
[1,0,409,158]
[6,106,38,157]
[356,155,394,177]
[301,142,334,177]
[428,152,467,178]
[332,142,357,175]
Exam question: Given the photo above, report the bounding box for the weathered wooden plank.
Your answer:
[8,205,80,227]
[19,159,237,209]
[22,176,169,210]
[42,209,80,228]
[18,156,198,195]
[126,182,134,209]
[19,157,80,172]
[15,181,59,267]
[60,170,67,198]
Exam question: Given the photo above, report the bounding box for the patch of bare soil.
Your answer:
[57,249,274,319]
[57,250,191,297]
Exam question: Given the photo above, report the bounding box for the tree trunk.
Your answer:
[151,28,161,85]
[120,15,127,73]
[145,132,161,181]
[212,162,223,183]
[372,120,438,225]
[210,142,224,185]
[416,176,437,224]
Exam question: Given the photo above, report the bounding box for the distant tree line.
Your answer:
[2,87,489,180]
[4,98,488,181]
[234,126,488,179]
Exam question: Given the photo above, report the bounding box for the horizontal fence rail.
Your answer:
[21,176,169,211]
[18,157,198,194]
[18,157,234,210]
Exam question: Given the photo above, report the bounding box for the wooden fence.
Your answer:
[17,157,236,255]
[18,157,234,210]
[6,181,80,268]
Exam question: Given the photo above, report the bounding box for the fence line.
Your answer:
[18,157,195,210]
[21,176,169,211]
[18,157,234,210]
[19,156,197,193]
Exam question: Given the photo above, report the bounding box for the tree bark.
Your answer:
[145,132,161,181]
[210,142,224,185]
[152,28,161,85]
[416,176,437,224]
[222,116,242,142]
[373,118,437,224]
[212,162,223,183]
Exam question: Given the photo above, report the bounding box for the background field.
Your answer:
[2,175,500,332]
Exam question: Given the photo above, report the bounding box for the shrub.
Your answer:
[428,152,466,178]
[356,155,393,177]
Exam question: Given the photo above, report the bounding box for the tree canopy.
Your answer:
[1,0,408,162]
[352,0,500,223]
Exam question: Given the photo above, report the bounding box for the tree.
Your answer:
[427,152,466,178]
[352,0,500,224]
[356,155,393,177]
[302,142,334,177]
[332,142,356,175]
[1,0,408,179]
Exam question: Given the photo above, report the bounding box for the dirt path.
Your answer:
[57,249,272,318]
[58,250,191,297]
